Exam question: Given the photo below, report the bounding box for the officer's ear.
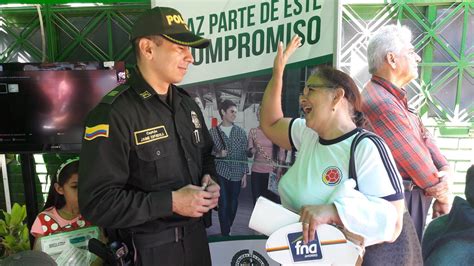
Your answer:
[138,38,154,60]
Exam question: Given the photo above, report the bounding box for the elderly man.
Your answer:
[361,24,451,242]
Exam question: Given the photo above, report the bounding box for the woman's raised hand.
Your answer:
[273,35,302,76]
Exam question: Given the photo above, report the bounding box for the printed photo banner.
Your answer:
[153,0,336,85]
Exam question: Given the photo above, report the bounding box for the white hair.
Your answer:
[367,25,413,74]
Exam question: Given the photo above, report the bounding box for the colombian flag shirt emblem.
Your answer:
[84,124,109,140]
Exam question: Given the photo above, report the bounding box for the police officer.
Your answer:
[78,6,220,266]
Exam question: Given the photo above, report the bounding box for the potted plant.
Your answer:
[0,203,30,259]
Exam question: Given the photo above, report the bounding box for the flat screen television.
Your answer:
[0,61,126,153]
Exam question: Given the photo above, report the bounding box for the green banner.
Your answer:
[154,0,336,85]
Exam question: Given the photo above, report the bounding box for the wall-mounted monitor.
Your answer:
[0,61,126,153]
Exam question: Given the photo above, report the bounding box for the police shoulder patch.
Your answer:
[84,124,109,141]
[101,84,130,105]
[83,104,113,140]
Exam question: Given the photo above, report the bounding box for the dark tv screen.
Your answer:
[0,62,126,153]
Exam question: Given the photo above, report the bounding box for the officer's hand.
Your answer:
[172,185,214,217]
[201,174,220,209]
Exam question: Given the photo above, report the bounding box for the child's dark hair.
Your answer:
[43,158,79,211]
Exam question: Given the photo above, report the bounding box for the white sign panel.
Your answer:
[209,238,280,266]
[153,0,336,85]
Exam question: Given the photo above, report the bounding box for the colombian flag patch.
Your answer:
[84,124,109,140]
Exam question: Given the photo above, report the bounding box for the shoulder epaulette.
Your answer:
[101,84,130,104]
[174,85,191,97]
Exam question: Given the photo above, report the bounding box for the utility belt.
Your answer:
[402,179,419,192]
[130,220,204,250]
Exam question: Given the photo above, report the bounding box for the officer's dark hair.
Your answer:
[43,158,80,211]
[133,35,164,61]
[219,99,237,119]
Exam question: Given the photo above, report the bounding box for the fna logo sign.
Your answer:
[287,232,323,262]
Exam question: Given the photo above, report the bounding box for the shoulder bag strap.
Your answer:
[349,130,381,190]
[216,123,227,151]
[251,128,275,166]
[345,129,382,262]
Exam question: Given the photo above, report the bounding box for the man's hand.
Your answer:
[219,150,228,158]
[172,184,215,217]
[424,171,450,200]
[432,199,451,218]
[201,174,220,209]
[241,174,247,188]
[299,204,342,244]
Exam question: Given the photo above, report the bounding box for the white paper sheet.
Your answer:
[249,196,300,236]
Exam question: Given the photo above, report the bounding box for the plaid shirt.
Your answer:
[361,75,448,189]
[209,125,248,181]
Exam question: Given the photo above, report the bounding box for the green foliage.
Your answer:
[0,203,30,258]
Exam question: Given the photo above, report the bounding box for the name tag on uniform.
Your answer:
[134,126,168,145]
[191,111,201,128]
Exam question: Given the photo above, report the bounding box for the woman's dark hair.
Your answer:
[310,66,367,127]
[43,158,79,211]
[219,99,237,119]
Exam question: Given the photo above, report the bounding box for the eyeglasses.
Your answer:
[302,84,338,96]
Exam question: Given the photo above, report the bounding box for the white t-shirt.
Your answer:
[219,125,233,138]
[279,118,404,213]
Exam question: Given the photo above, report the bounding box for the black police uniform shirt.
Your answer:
[78,67,216,233]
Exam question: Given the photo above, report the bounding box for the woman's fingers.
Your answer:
[283,35,302,59]
[300,205,329,244]
[277,41,284,58]
[274,35,302,71]
[302,221,310,244]
[300,208,312,244]
[308,222,317,242]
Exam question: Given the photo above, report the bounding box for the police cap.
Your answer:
[130,6,210,49]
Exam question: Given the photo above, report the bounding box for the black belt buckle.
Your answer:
[403,180,414,191]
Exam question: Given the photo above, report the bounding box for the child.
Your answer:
[31,157,92,238]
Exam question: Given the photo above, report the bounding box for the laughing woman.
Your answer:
[260,36,409,264]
